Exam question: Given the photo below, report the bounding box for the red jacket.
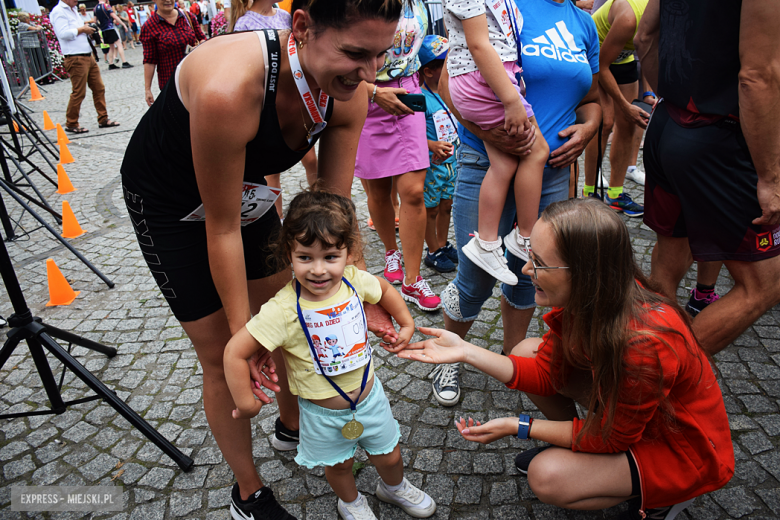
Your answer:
[506,305,734,510]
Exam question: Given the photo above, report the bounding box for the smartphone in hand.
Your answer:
[396,94,427,112]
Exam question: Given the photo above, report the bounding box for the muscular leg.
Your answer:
[584,84,613,187]
[395,169,427,284]
[180,268,291,501]
[608,81,641,189]
[364,177,399,252]
[693,255,780,355]
[650,234,693,300]
[696,261,722,286]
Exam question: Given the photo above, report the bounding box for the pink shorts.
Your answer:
[355,75,430,180]
[449,62,534,131]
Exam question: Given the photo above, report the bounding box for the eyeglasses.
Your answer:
[530,256,569,279]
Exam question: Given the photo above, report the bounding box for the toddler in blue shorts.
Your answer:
[224,188,436,520]
[419,35,459,274]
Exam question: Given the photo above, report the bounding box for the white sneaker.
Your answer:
[462,234,518,285]
[338,493,377,520]
[625,166,646,186]
[503,228,530,262]
[375,478,436,518]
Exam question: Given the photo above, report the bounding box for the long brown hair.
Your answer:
[540,198,705,445]
[290,0,404,32]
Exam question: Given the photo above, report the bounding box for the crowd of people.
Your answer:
[44,0,780,518]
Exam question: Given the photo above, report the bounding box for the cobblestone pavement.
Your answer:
[1,52,779,520]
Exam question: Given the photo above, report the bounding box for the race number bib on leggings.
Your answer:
[180,182,281,226]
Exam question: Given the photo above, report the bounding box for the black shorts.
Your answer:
[643,102,780,262]
[122,184,284,322]
[101,28,119,45]
[609,61,639,85]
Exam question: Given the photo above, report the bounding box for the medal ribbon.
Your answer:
[287,34,329,143]
[296,277,371,413]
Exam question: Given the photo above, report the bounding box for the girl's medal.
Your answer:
[296,278,371,440]
[342,413,364,440]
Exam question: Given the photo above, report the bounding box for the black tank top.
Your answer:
[121,29,333,218]
[658,0,740,119]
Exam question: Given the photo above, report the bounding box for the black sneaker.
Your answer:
[514,446,550,474]
[230,483,296,520]
[108,64,119,70]
[685,288,720,317]
[121,62,134,68]
[271,417,299,451]
[442,241,458,264]
[424,247,456,273]
[615,497,694,520]
[429,363,460,406]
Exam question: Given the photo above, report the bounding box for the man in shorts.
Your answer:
[582,0,649,216]
[636,0,780,355]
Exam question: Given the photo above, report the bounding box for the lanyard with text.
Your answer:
[296,278,370,439]
[504,0,524,73]
[287,34,329,143]
[422,81,458,131]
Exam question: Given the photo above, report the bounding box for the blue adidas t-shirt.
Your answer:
[459,0,599,157]
[422,86,457,167]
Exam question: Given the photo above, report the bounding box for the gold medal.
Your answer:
[341,414,364,440]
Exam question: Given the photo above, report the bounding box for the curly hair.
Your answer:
[271,184,363,270]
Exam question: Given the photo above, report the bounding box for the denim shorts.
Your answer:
[294,377,400,468]
[444,142,569,322]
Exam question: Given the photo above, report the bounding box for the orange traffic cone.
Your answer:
[43,111,55,130]
[59,143,74,164]
[56,123,70,145]
[61,201,85,238]
[11,121,26,133]
[56,164,76,194]
[45,259,80,306]
[28,77,44,101]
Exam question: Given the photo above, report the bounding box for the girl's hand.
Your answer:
[396,326,467,364]
[232,399,264,420]
[248,350,280,402]
[383,323,415,353]
[455,416,517,444]
[504,100,528,137]
[375,87,414,117]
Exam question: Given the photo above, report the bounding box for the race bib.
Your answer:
[301,292,370,376]
[614,49,634,64]
[180,182,281,226]
[487,0,521,41]
[433,109,457,144]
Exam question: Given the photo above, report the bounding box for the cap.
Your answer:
[418,35,449,68]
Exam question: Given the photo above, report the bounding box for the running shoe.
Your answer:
[375,478,436,518]
[514,446,551,474]
[625,166,646,186]
[429,363,460,406]
[685,289,720,317]
[604,192,644,217]
[384,250,404,285]
[442,241,458,264]
[229,483,296,520]
[462,234,518,285]
[271,417,299,451]
[401,276,441,311]
[338,493,376,520]
[503,228,531,263]
[585,190,603,200]
[424,247,456,273]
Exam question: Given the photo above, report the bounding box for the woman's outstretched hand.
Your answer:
[455,416,517,444]
[396,326,467,364]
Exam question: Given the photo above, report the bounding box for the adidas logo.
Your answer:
[522,21,588,63]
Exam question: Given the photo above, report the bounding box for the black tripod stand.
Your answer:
[0,236,193,472]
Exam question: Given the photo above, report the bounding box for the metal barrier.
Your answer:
[0,30,55,100]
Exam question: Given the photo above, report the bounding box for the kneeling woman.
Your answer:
[399,198,734,519]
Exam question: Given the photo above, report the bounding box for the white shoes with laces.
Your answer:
[503,227,531,262]
[338,493,376,520]
[462,233,518,285]
[625,166,646,185]
[376,478,436,518]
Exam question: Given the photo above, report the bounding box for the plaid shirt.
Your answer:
[140,10,205,89]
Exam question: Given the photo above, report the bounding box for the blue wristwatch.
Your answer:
[517,414,533,440]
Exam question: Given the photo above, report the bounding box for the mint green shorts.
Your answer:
[294,377,401,468]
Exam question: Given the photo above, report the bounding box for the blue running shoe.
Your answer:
[586,191,603,201]
[424,247,456,273]
[605,192,644,217]
[442,241,458,264]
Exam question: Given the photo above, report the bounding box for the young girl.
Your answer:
[443,0,550,285]
[224,189,436,520]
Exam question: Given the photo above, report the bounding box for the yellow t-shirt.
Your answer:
[592,0,648,65]
[245,266,383,400]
